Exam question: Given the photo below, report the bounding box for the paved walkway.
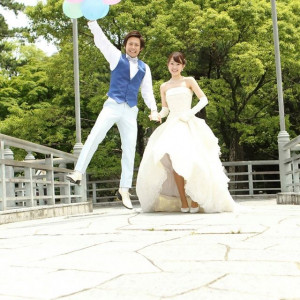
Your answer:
[0,199,300,300]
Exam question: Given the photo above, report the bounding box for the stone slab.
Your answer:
[0,199,299,299]
[0,202,93,225]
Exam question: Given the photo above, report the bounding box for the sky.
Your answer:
[0,0,58,56]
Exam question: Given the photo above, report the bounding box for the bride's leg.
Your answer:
[173,171,188,208]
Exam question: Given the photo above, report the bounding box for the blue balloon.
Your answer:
[81,0,110,20]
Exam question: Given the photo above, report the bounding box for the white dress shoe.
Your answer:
[181,207,190,213]
[117,189,133,209]
[66,170,82,185]
[190,206,200,213]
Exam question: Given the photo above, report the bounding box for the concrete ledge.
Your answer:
[0,202,93,225]
[93,199,140,208]
[277,192,300,205]
[232,194,276,200]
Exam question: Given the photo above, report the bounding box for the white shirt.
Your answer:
[88,21,157,111]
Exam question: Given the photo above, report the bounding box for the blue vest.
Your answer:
[107,54,146,107]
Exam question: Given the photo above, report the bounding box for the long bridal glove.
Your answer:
[149,107,169,122]
[158,107,169,119]
[179,96,208,122]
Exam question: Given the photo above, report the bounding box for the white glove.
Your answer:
[158,107,169,119]
[179,96,208,122]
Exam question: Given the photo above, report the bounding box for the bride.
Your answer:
[136,52,237,213]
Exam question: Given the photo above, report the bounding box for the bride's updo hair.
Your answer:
[167,52,186,65]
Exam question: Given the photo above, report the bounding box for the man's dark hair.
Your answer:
[123,30,145,49]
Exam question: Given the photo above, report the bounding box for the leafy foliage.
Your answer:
[1,0,300,178]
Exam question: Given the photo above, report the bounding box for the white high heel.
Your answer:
[190,206,200,213]
[181,207,190,213]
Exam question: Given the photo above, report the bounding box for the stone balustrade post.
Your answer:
[278,131,292,192]
[4,147,15,206]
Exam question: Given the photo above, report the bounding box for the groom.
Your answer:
[67,21,159,209]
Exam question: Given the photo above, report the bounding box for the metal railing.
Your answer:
[87,160,281,204]
[87,179,121,203]
[223,160,280,195]
[0,134,87,211]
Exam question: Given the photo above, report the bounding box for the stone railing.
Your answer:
[2,132,299,213]
[0,134,89,214]
[277,134,300,204]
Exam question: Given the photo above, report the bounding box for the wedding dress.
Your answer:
[136,86,236,213]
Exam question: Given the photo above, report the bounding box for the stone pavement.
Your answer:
[0,199,300,300]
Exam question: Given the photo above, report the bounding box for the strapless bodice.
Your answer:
[166,87,193,115]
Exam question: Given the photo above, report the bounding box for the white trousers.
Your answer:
[75,98,138,188]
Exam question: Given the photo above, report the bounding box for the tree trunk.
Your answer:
[228,132,245,194]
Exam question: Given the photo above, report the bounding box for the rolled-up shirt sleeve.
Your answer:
[88,21,120,71]
[141,64,157,111]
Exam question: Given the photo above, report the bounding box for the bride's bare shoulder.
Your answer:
[160,82,170,92]
[183,77,198,89]
[184,76,196,84]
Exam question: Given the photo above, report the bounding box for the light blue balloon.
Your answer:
[81,0,110,20]
[62,1,83,19]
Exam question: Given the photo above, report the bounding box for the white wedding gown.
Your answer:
[136,87,237,213]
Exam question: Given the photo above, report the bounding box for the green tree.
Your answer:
[2,0,299,178]
[0,45,71,149]
[0,0,24,39]
[0,1,25,72]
